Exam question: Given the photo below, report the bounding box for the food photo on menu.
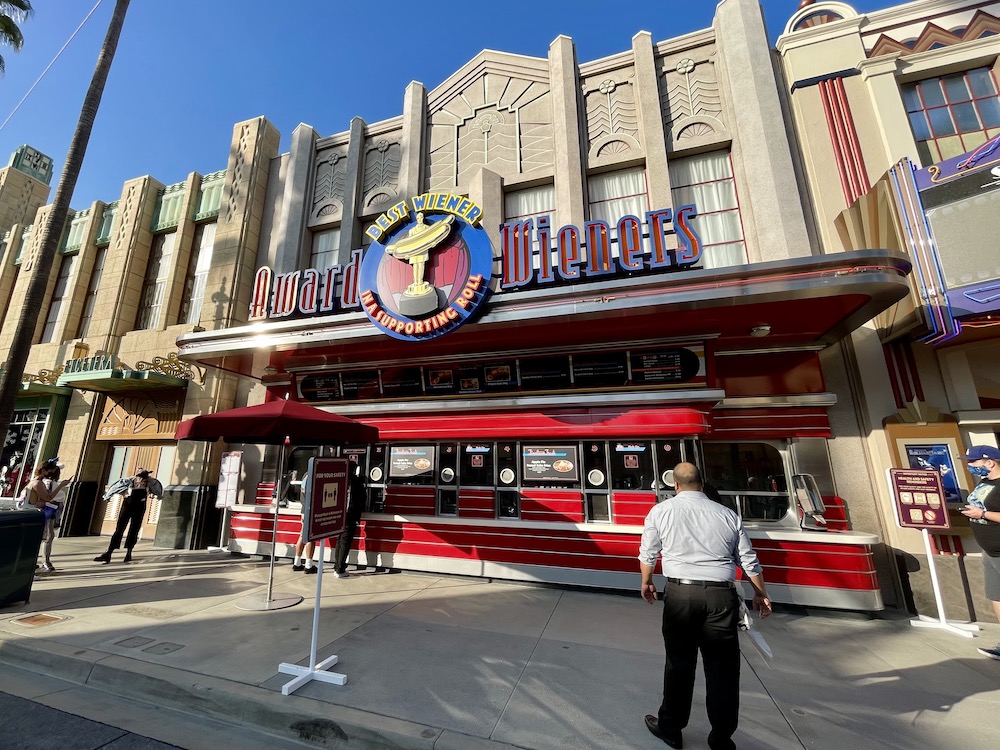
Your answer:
[521,446,579,482]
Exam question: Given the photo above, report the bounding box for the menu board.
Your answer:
[522,445,579,482]
[389,446,436,478]
[340,369,381,399]
[458,367,483,395]
[426,367,458,394]
[298,375,341,402]
[482,361,518,390]
[519,356,572,390]
[631,348,701,385]
[380,367,424,398]
[573,352,629,388]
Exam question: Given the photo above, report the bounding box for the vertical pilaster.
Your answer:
[858,54,921,168]
[400,82,427,197]
[209,116,280,330]
[632,31,671,208]
[339,117,367,259]
[715,0,811,261]
[271,123,317,272]
[549,35,586,228]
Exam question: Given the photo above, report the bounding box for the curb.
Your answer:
[0,637,522,750]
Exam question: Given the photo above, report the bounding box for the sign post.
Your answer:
[279,457,350,695]
[887,468,979,638]
[209,450,242,553]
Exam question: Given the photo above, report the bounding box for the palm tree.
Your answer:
[0,1,130,446]
[0,0,32,74]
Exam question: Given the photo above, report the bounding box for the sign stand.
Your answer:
[910,527,979,638]
[278,538,347,694]
[887,468,980,638]
[277,457,351,693]
[209,451,242,553]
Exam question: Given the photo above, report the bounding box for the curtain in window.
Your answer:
[137,232,176,330]
[183,222,216,325]
[76,247,107,339]
[504,185,555,272]
[40,254,78,343]
[588,168,648,224]
[311,228,341,270]
[670,152,746,269]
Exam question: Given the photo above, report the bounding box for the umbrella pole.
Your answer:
[265,440,286,602]
[235,440,302,611]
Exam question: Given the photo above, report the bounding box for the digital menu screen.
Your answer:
[521,445,579,482]
[631,348,701,385]
[340,369,381,399]
[298,375,341,402]
[482,361,518,390]
[572,352,629,388]
[380,367,424,398]
[519,356,572,390]
[425,367,458,393]
[389,446,436,478]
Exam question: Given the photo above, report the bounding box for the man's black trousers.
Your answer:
[658,580,740,750]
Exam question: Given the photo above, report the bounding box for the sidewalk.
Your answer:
[1,536,999,750]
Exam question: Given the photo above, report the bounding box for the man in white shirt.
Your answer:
[639,462,771,750]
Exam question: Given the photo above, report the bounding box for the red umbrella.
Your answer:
[174,399,378,445]
[175,399,378,611]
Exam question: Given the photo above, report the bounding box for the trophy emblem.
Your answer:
[384,212,455,317]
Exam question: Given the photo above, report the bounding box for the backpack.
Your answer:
[147,476,164,498]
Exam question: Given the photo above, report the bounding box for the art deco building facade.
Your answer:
[778,0,1000,617]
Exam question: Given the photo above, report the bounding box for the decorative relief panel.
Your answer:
[864,7,1000,58]
[583,70,641,165]
[312,146,348,221]
[660,55,728,151]
[361,139,402,215]
[97,391,184,441]
[427,73,553,190]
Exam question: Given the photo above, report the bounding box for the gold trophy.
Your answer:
[385,212,455,316]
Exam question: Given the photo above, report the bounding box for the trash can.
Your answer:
[0,509,45,606]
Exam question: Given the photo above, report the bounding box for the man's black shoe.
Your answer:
[644,715,682,748]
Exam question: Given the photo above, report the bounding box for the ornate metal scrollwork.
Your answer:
[134,352,200,382]
[22,366,64,386]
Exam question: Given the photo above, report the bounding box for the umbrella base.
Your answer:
[234,592,303,611]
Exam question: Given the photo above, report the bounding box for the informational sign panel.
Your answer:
[305,458,350,542]
[888,468,951,530]
[522,445,580,482]
[216,451,242,509]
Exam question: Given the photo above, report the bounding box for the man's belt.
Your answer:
[665,577,734,588]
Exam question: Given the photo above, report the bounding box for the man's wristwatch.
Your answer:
[983,508,989,520]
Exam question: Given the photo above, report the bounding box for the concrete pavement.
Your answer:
[0,536,998,750]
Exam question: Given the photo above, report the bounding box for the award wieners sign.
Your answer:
[888,468,951,530]
[304,457,350,542]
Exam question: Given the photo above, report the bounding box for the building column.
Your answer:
[400,82,427,198]
[271,123,317,272]
[858,54,920,167]
[339,116,367,260]
[549,35,586,229]
[631,31,671,209]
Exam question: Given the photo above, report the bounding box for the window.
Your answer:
[610,441,654,491]
[311,227,340,269]
[40,254,78,343]
[670,152,747,270]
[701,442,789,522]
[504,184,555,273]
[136,232,176,330]
[76,247,107,338]
[588,167,648,224]
[903,67,1000,164]
[459,443,495,487]
[179,222,216,325]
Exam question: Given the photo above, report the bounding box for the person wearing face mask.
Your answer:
[958,445,1000,660]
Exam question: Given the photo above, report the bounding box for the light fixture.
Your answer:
[750,325,771,337]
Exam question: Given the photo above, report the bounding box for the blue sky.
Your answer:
[0,0,882,209]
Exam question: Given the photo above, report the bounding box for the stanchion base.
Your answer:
[911,615,978,638]
[235,592,303,611]
[279,653,347,695]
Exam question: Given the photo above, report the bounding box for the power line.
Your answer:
[0,0,104,134]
